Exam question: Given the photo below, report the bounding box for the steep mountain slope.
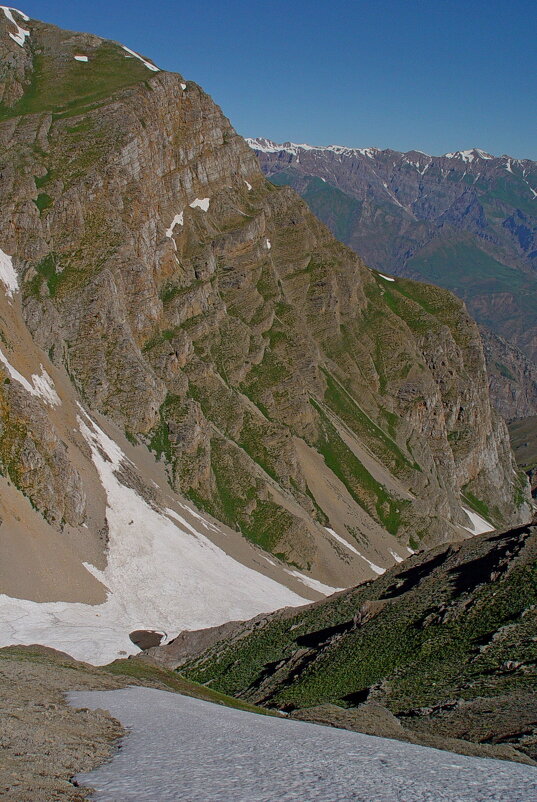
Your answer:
[249,139,537,418]
[182,518,537,764]
[481,327,537,421]
[0,10,530,661]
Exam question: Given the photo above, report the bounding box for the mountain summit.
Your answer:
[0,10,531,663]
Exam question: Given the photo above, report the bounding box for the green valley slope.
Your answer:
[182,518,537,763]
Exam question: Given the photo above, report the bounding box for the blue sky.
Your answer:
[16,0,537,159]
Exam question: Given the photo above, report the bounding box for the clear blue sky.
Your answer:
[16,0,537,159]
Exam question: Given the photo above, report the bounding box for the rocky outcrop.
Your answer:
[0,12,530,587]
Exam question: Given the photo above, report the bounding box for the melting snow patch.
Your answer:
[0,412,307,665]
[0,349,60,406]
[31,368,61,406]
[285,569,342,595]
[0,247,19,298]
[325,529,385,575]
[121,45,159,72]
[189,198,210,212]
[325,527,361,557]
[180,82,187,90]
[244,180,252,191]
[265,238,271,250]
[1,6,30,47]
[165,212,184,248]
[461,506,494,535]
[377,272,395,282]
[74,55,89,62]
[389,549,404,564]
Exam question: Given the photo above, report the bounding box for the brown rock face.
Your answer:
[0,13,530,582]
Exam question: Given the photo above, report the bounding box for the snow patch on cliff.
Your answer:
[0,349,60,406]
[189,198,210,211]
[1,6,30,47]
[121,45,159,72]
[166,213,184,247]
[0,247,19,298]
[461,506,494,535]
[377,272,395,282]
[325,528,385,575]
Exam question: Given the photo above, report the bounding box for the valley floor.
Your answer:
[70,686,537,802]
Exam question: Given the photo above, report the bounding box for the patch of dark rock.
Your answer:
[448,532,527,595]
[380,550,450,600]
[340,687,371,706]
[294,619,355,648]
[129,630,164,650]
[399,700,461,719]
[471,631,498,647]
[483,728,536,746]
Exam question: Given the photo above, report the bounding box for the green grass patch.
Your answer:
[34,193,53,214]
[322,368,418,476]
[312,399,405,534]
[0,42,155,122]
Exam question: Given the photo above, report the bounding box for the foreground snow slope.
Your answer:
[0,410,313,665]
[70,687,537,802]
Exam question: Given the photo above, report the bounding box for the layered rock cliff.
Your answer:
[248,139,537,419]
[0,8,531,648]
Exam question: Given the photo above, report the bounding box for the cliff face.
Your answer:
[248,140,537,419]
[0,9,530,621]
[480,327,537,421]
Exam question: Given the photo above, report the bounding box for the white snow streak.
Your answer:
[377,272,395,282]
[325,527,361,557]
[121,45,159,72]
[1,6,29,46]
[0,349,60,406]
[74,55,89,62]
[180,83,187,90]
[265,238,271,250]
[244,180,252,191]
[189,198,210,212]
[325,529,385,575]
[389,549,404,564]
[461,506,494,535]
[0,412,307,664]
[165,212,184,248]
[284,569,342,595]
[0,247,19,298]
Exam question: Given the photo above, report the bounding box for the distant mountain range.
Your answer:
[248,139,537,419]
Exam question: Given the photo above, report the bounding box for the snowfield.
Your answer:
[0,246,19,298]
[0,410,309,665]
[70,687,537,801]
[0,348,60,406]
[461,506,495,535]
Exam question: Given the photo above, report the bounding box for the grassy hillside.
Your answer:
[184,521,537,762]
